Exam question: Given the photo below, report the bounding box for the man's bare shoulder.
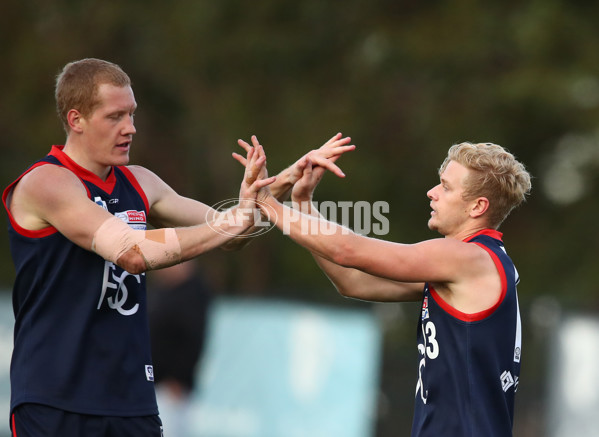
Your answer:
[428,236,504,312]
[413,237,487,261]
[125,165,159,182]
[124,165,174,205]
[408,237,496,282]
[8,164,88,230]
[13,164,85,203]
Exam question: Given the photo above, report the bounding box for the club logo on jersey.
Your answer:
[145,365,154,382]
[93,196,108,210]
[500,370,519,392]
[95,210,146,315]
[421,296,429,320]
[115,210,147,230]
[97,261,143,316]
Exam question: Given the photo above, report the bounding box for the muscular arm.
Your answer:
[261,191,498,307]
[127,156,266,252]
[285,161,422,302]
[127,165,216,229]
[8,147,273,275]
[290,200,423,302]
[8,165,113,250]
[95,134,352,254]
[262,151,502,310]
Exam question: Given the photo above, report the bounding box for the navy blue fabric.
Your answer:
[411,231,521,437]
[5,148,158,419]
[11,404,162,437]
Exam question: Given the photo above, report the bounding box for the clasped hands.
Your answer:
[233,133,355,220]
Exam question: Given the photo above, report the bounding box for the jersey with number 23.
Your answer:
[411,229,522,437]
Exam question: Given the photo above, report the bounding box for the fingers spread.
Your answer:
[245,144,267,184]
[323,132,343,147]
[237,139,252,152]
[321,134,351,150]
[254,175,277,189]
[308,153,345,177]
[232,152,248,166]
[321,161,345,177]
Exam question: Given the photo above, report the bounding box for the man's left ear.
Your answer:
[67,109,85,133]
[470,197,490,218]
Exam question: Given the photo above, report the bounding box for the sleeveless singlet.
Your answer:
[2,146,158,417]
[411,229,521,437]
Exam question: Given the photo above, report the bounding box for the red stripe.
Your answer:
[49,145,117,194]
[464,228,503,242]
[3,161,59,238]
[118,166,150,213]
[429,242,508,322]
[12,413,17,437]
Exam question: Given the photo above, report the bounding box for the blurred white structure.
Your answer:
[187,298,382,437]
[547,314,599,437]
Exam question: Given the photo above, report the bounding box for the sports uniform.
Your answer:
[3,146,162,435]
[411,229,521,437]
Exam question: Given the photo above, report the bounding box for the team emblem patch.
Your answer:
[421,296,429,320]
[500,370,519,392]
[145,365,154,382]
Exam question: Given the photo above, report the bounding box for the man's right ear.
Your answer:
[66,109,84,133]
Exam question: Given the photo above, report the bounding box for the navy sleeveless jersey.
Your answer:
[2,146,158,417]
[411,229,521,437]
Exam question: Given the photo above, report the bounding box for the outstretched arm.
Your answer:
[7,144,275,276]
[289,161,423,302]
[260,184,491,304]
[116,144,276,271]
[253,147,505,313]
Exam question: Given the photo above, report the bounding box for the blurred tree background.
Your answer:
[1,0,598,436]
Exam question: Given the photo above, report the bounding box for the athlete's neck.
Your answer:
[62,142,112,181]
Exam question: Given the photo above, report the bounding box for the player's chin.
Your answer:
[112,148,131,164]
[427,218,439,232]
[113,156,130,167]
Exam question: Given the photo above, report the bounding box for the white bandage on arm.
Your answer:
[91,216,182,269]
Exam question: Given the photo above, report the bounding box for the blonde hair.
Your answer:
[55,58,131,132]
[439,142,532,228]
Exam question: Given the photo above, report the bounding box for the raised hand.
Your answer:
[233,135,268,183]
[291,159,326,204]
[238,143,276,211]
[288,133,355,184]
[233,133,355,202]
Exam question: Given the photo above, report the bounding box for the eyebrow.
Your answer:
[106,106,136,117]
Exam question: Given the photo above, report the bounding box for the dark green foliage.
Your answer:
[0,3,597,434]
